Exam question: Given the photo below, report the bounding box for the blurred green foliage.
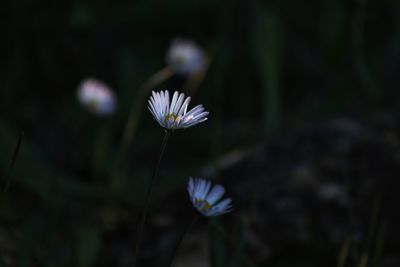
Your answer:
[1,0,400,266]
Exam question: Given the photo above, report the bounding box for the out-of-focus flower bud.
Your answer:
[166,38,206,75]
[77,78,117,116]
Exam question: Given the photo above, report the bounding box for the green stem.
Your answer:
[132,130,171,267]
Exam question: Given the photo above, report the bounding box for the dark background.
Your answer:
[1,0,400,266]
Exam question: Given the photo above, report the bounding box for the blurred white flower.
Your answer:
[77,78,116,116]
[187,177,233,217]
[166,39,206,75]
[148,90,208,130]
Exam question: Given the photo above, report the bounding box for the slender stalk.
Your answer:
[132,130,171,267]
[167,214,200,267]
[2,131,24,209]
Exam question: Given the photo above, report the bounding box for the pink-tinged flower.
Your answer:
[148,90,209,130]
[77,78,117,116]
[187,177,233,217]
[166,38,206,75]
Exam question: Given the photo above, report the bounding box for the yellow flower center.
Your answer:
[175,54,188,66]
[165,113,182,123]
[195,198,212,212]
[88,99,100,112]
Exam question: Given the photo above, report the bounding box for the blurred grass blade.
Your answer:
[2,131,23,208]
[0,121,54,199]
[92,122,111,179]
[209,219,227,267]
[351,0,376,101]
[75,225,101,267]
[253,8,284,135]
[231,213,246,267]
[358,253,368,267]
[373,223,386,267]
[0,119,99,202]
[212,218,257,267]
[337,236,352,267]
[17,212,47,267]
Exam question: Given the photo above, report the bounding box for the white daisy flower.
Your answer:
[148,90,209,130]
[77,78,117,116]
[187,177,233,217]
[166,38,206,75]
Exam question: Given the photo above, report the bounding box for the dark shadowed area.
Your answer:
[1,0,400,266]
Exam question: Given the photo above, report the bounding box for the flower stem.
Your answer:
[167,213,200,267]
[2,131,24,209]
[132,129,171,267]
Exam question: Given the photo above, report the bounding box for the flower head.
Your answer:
[187,177,233,217]
[77,78,116,116]
[166,38,206,75]
[148,90,209,130]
